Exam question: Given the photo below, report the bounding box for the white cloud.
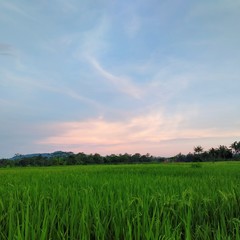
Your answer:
[1,71,102,110]
[87,56,143,99]
[38,110,240,156]
[38,112,183,148]
[78,16,110,58]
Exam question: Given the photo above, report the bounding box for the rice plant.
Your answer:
[0,162,239,239]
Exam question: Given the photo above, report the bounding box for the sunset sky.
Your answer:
[0,0,240,158]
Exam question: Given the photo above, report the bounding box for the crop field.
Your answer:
[0,162,240,240]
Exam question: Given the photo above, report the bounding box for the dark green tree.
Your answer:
[230,141,240,155]
[194,146,203,155]
[217,145,232,159]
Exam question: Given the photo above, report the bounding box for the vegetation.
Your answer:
[1,141,239,167]
[231,141,240,155]
[174,141,240,163]
[0,152,165,167]
[0,163,240,239]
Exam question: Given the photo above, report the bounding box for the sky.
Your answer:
[0,0,240,158]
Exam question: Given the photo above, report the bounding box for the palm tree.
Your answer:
[194,146,203,155]
[209,147,218,158]
[230,141,240,155]
[217,145,233,159]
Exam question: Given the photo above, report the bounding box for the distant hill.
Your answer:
[11,151,74,160]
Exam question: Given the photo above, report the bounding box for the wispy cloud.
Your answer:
[38,112,182,151]
[87,56,143,99]
[0,43,25,70]
[1,71,102,110]
[116,56,193,103]
[78,16,110,58]
[38,111,240,156]
[0,1,35,20]
[1,0,239,158]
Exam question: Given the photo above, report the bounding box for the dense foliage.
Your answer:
[0,152,164,167]
[0,141,239,167]
[174,142,240,162]
[0,163,240,239]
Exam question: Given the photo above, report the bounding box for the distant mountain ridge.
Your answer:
[11,151,74,160]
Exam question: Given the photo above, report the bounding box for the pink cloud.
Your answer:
[38,113,240,156]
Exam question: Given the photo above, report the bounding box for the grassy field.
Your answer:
[0,162,240,239]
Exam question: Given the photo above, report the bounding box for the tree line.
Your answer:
[174,141,240,162]
[0,141,239,167]
[0,152,164,167]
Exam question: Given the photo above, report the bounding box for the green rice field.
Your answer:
[0,162,240,239]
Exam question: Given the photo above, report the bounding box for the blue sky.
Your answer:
[0,0,240,158]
